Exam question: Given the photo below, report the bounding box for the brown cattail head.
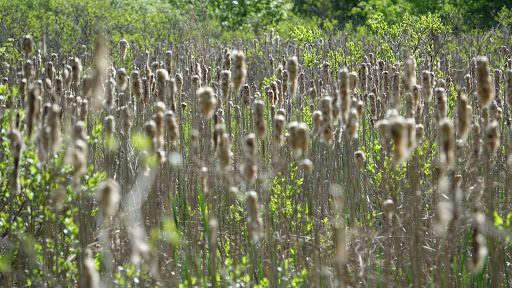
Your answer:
[457,90,472,141]
[117,68,128,91]
[220,70,231,99]
[346,108,359,138]
[485,120,500,156]
[119,39,129,63]
[421,70,433,102]
[96,178,120,223]
[131,70,142,100]
[402,56,416,93]
[48,104,61,154]
[287,121,309,158]
[273,115,286,147]
[439,119,455,170]
[435,87,447,121]
[382,199,395,220]
[198,87,217,119]
[253,100,266,139]
[338,68,351,124]
[246,191,264,242]
[232,50,246,91]
[218,133,232,173]
[241,133,258,183]
[287,56,299,98]
[312,110,322,136]
[354,150,366,170]
[506,69,512,107]
[165,111,178,145]
[70,57,82,88]
[83,249,100,288]
[476,56,494,107]
[24,59,34,80]
[22,35,34,55]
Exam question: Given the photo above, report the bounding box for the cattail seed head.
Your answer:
[287,56,299,97]
[346,108,359,138]
[246,191,264,242]
[22,35,34,55]
[24,59,34,80]
[117,68,128,91]
[312,110,322,136]
[439,119,455,169]
[232,50,246,91]
[476,56,494,107]
[354,150,366,170]
[421,70,432,102]
[119,39,129,62]
[220,70,231,99]
[273,115,286,147]
[402,56,416,93]
[96,178,120,222]
[253,100,266,139]
[198,87,217,119]
[287,122,309,157]
[382,199,395,220]
[485,120,500,156]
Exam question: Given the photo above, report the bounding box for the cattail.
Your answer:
[457,90,472,141]
[232,50,246,91]
[96,178,120,223]
[220,70,230,99]
[117,68,128,91]
[287,121,309,157]
[54,77,63,102]
[359,64,368,93]
[119,39,129,63]
[382,199,395,220]
[298,72,306,95]
[246,191,264,242]
[83,249,100,288]
[131,70,142,101]
[405,92,415,119]
[299,158,314,173]
[20,78,27,105]
[435,88,447,121]
[308,85,317,102]
[63,65,72,87]
[241,84,251,108]
[253,100,266,139]
[354,150,366,170]
[241,133,258,183]
[382,71,390,94]
[471,210,487,273]
[476,56,494,107]
[346,108,359,138]
[48,104,61,154]
[120,106,132,135]
[439,119,454,169]
[8,123,23,195]
[21,35,34,55]
[287,56,299,98]
[70,57,82,88]
[218,133,232,172]
[164,50,172,74]
[338,68,351,124]
[391,72,401,110]
[320,96,333,147]
[79,99,88,122]
[506,69,512,107]
[322,62,331,87]
[402,56,416,93]
[198,87,216,119]
[349,72,358,95]
[273,115,286,147]
[223,48,231,70]
[155,69,168,102]
[165,111,178,145]
[175,73,183,93]
[421,70,432,102]
[311,110,322,136]
[485,120,500,156]
[24,59,34,80]
[46,61,55,83]
[468,124,482,171]
[25,82,41,141]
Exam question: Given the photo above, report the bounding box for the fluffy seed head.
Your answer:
[198,87,217,119]
[232,50,246,91]
[476,56,494,107]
